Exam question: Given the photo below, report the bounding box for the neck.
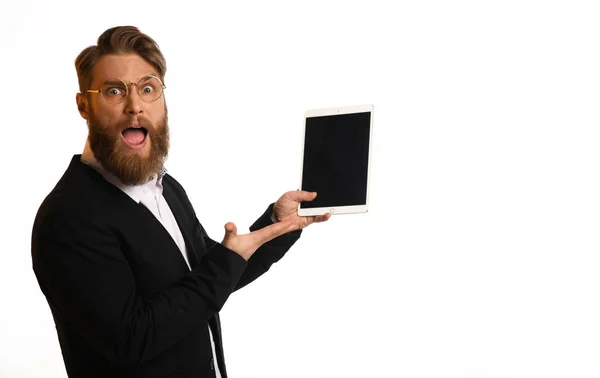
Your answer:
[81,139,97,166]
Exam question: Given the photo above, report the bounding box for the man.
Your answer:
[31,25,330,378]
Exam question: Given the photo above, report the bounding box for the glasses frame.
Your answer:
[85,74,166,104]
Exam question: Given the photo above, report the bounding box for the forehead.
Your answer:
[91,54,157,85]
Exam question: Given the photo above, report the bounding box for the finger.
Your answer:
[252,218,298,245]
[286,190,318,203]
[301,213,330,227]
[312,213,331,223]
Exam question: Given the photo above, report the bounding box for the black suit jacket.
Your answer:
[31,155,301,378]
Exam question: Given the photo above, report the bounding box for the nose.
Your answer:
[124,84,143,115]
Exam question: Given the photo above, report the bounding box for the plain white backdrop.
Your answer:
[1,0,600,377]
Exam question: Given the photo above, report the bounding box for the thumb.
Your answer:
[222,222,237,241]
[288,190,318,202]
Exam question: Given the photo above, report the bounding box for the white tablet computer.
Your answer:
[298,104,374,216]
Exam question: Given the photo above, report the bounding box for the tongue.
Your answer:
[123,129,145,145]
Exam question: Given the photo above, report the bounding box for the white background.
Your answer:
[1,0,600,377]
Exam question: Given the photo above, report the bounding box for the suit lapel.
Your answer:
[161,177,226,375]
[162,183,200,268]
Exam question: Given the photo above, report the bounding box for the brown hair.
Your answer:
[75,26,167,92]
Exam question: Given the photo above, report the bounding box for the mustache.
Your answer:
[94,116,156,136]
[121,116,152,129]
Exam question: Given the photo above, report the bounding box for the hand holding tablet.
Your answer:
[298,104,374,216]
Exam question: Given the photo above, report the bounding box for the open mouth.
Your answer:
[121,127,148,149]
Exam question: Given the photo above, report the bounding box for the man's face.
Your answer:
[78,54,169,185]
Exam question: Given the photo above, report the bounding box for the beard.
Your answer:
[87,105,170,186]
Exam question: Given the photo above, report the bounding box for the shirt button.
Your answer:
[210,358,215,370]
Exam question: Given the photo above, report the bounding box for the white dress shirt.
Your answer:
[81,154,222,378]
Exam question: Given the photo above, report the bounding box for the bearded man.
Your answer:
[31,25,330,378]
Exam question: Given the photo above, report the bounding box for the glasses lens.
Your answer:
[138,76,163,102]
[101,80,127,103]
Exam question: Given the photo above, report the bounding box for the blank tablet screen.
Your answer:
[300,111,371,209]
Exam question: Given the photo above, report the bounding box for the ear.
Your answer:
[76,92,90,120]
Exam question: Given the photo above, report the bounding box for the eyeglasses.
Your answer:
[85,74,166,104]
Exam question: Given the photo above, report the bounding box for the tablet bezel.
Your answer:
[298,104,374,216]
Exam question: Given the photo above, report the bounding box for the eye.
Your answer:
[141,85,154,94]
[105,87,125,96]
[136,77,163,101]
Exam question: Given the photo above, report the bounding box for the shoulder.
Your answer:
[161,173,197,215]
[161,173,186,194]
[32,156,124,237]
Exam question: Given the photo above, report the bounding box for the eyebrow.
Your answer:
[97,74,159,87]
[102,79,126,86]
[138,74,158,82]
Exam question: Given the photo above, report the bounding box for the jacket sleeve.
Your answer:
[162,176,299,293]
[31,211,247,369]
[233,203,302,291]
